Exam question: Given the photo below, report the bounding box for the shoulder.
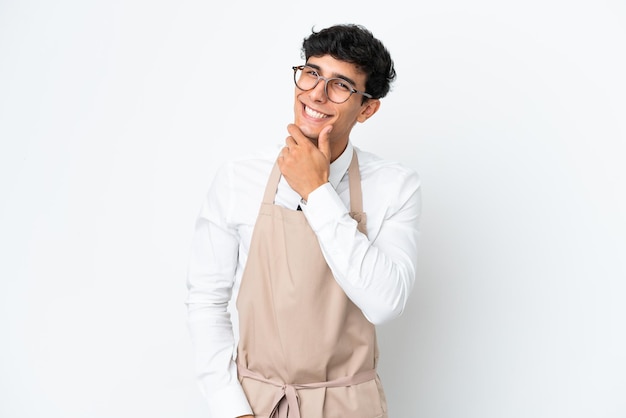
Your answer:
[353,146,422,233]
[203,144,282,223]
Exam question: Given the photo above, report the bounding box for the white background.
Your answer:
[1,1,625,417]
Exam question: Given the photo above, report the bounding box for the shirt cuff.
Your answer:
[204,381,252,418]
[303,183,348,232]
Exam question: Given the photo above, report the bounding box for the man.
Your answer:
[187,23,421,418]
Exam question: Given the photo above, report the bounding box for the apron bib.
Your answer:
[236,150,388,418]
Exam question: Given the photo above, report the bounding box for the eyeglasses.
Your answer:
[292,65,372,104]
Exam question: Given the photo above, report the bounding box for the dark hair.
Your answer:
[301,24,396,101]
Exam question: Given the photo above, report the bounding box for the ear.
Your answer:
[356,99,381,123]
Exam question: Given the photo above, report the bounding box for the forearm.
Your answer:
[304,178,421,324]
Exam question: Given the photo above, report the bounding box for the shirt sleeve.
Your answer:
[186,163,253,418]
[302,167,422,325]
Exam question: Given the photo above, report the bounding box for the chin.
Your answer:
[296,123,319,141]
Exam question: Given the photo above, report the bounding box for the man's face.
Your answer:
[293,55,379,153]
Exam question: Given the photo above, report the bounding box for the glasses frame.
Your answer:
[292,65,373,104]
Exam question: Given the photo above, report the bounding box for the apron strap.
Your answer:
[347,149,363,214]
[262,151,284,205]
[347,150,367,236]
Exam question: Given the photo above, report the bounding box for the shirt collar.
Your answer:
[328,142,353,189]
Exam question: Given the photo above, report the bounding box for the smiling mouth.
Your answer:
[304,105,330,119]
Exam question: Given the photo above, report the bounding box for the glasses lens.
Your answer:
[294,67,317,91]
[326,79,352,103]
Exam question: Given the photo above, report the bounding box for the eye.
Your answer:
[304,67,320,78]
[329,79,352,92]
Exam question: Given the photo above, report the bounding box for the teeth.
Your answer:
[305,106,329,119]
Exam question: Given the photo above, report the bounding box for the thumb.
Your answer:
[318,125,333,161]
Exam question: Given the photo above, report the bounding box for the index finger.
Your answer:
[287,124,308,146]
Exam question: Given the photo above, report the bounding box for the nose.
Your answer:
[308,78,328,103]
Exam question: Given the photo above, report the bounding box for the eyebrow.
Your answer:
[304,63,359,88]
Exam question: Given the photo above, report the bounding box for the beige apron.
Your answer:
[236,150,388,418]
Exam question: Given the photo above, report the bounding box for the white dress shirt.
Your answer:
[186,141,422,418]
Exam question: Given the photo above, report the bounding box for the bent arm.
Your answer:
[304,169,421,324]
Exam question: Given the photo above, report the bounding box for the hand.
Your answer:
[277,124,333,201]
[236,415,254,418]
